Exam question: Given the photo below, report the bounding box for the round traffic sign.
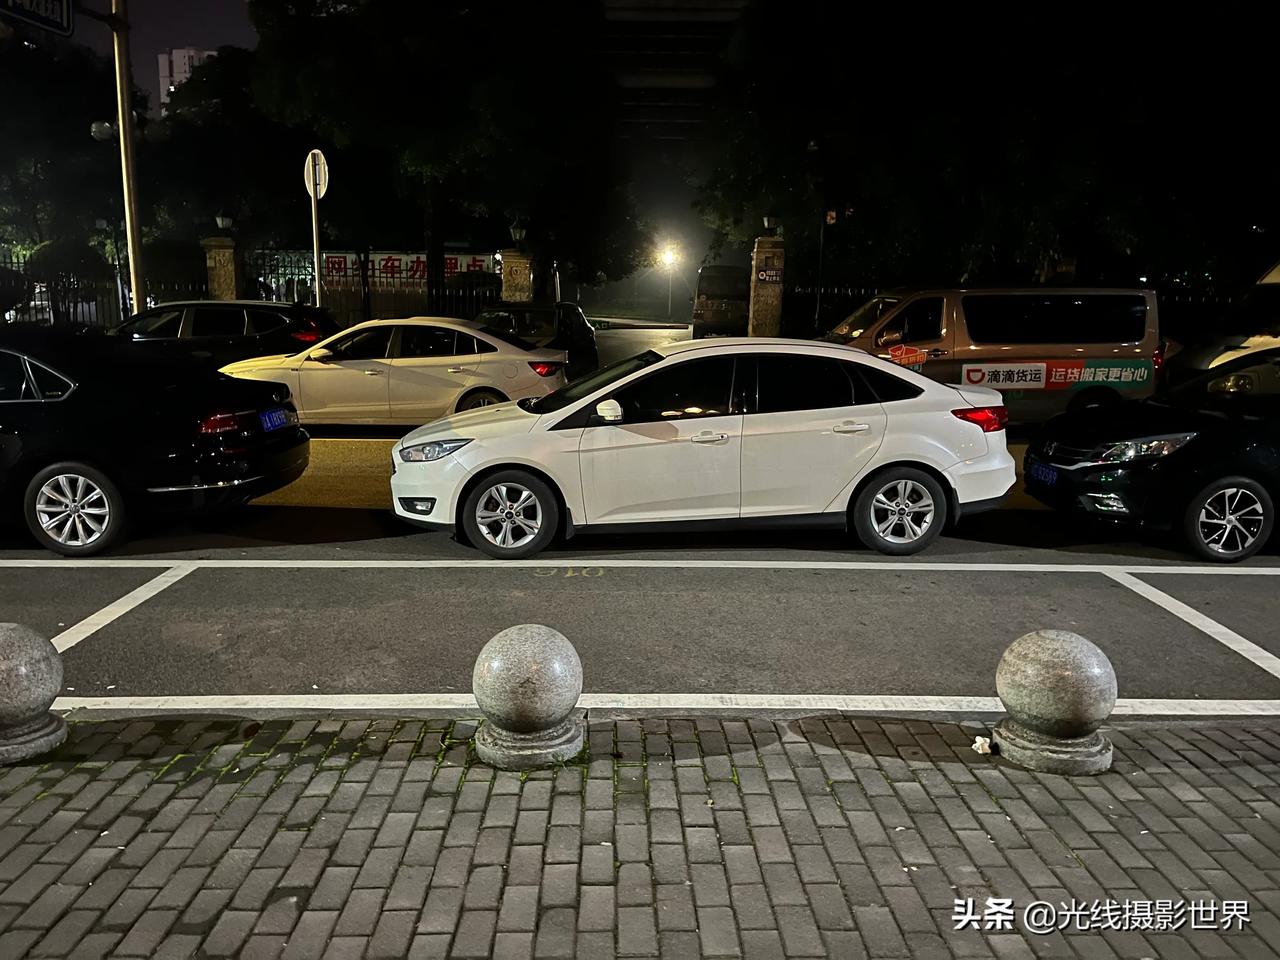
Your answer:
[304,149,329,199]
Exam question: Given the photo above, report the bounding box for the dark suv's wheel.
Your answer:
[1183,476,1273,562]
[461,470,559,559]
[24,462,127,556]
[852,467,948,556]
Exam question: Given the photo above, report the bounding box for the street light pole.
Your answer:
[106,0,145,313]
[667,267,673,319]
[110,0,144,313]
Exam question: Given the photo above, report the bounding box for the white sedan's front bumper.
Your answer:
[389,452,471,528]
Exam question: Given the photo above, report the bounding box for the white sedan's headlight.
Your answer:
[1095,433,1196,462]
[398,438,472,462]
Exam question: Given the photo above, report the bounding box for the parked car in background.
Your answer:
[110,300,341,367]
[1163,278,1280,387]
[221,317,567,425]
[0,329,308,556]
[691,265,750,338]
[823,289,1162,425]
[389,338,1014,559]
[1025,347,1280,561]
[473,301,599,379]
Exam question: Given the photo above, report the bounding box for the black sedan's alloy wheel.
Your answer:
[24,462,127,556]
[1183,476,1273,563]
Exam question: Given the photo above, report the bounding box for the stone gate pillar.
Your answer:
[200,236,242,301]
[500,249,533,303]
[748,235,784,336]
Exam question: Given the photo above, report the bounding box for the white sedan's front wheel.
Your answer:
[853,468,947,556]
[462,470,559,559]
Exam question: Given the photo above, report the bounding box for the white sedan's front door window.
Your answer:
[579,356,742,523]
[298,327,392,423]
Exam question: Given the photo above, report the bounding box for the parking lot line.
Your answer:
[49,564,198,653]
[1106,570,1280,680]
[50,692,1280,716]
[3,558,1280,573]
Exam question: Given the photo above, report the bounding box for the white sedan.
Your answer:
[220,317,567,425]
[389,338,1016,557]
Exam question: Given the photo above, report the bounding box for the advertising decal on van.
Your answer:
[963,360,1153,390]
[886,344,928,371]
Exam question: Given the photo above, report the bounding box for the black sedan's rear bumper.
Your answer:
[141,429,309,512]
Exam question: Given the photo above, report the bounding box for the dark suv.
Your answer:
[473,301,599,380]
[111,300,341,367]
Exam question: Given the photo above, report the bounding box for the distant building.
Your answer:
[157,48,216,111]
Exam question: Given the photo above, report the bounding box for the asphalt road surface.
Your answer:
[4,318,1279,718]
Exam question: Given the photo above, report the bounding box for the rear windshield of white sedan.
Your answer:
[524,350,663,414]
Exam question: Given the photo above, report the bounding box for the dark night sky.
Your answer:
[82,0,257,113]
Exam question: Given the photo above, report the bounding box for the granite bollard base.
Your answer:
[475,714,584,770]
[992,717,1113,775]
[0,713,67,766]
[992,628,1117,776]
[0,623,68,766]
[472,624,585,771]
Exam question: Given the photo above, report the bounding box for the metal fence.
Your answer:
[245,249,502,328]
[0,251,208,329]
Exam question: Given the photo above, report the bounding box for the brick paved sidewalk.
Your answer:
[0,715,1278,960]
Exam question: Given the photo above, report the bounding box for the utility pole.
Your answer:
[110,0,145,313]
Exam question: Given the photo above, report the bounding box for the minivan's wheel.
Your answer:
[462,471,559,559]
[853,468,947,556]
[457,389,507,411]
[1183,477,1273,563]
[24,463,127,556]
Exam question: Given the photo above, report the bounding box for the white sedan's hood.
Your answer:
[399,401,539,447]
[220,354,294,375]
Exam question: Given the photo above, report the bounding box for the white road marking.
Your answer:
[49,564,198,653]
[3,557,1279,573]
[1106,571,1280,679]
[49,691,1280,716]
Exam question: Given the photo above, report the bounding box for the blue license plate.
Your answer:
[1026,458,1058,486]
[259,408,291,432]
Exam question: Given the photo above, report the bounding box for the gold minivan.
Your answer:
[825,288,1161,423]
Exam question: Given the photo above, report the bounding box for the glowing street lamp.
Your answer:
[659,244,680,317]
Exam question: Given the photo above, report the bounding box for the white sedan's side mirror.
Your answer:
[308,347,334,363]
[595,398,623,423]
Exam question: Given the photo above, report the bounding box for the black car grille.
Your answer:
[1032,440,1097,465]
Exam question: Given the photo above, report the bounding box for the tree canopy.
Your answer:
[694,5,1280,291]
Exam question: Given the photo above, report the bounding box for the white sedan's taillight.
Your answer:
[528,361,563,378]
[951,406,1008,433]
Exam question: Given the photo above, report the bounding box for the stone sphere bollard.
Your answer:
[0,623,68,766]
[992,629,1117,775]
[473,624,584,770]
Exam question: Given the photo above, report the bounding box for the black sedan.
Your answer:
[1025,347,1280,561]
[0,330,309,555]
[473,301,599,380]
[110,300,341,367]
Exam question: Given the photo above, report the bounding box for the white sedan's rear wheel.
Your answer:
[853,468,947,556]
[458,389,506,411]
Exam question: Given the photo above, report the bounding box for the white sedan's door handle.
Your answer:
[690,431,729,444]
[833,421,871,434]
[447,366,465,373]
[362,369,384,376]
